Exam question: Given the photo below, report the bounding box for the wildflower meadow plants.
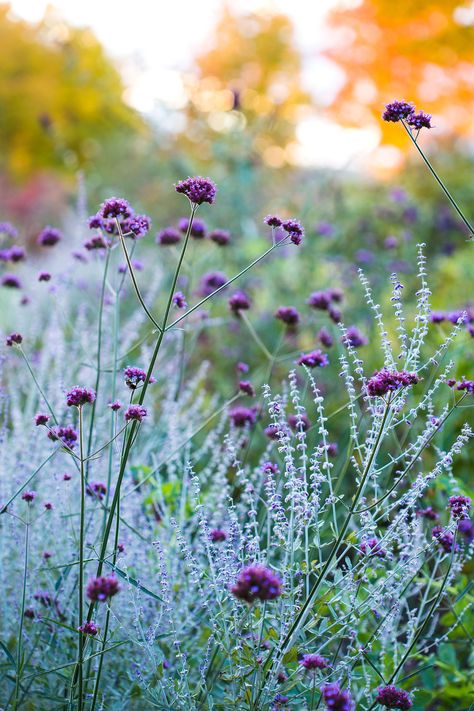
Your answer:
[1,110,474,710]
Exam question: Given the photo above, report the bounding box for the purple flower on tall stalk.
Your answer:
[124,405,147,422]
[297,350,329,368]
[432,525,458,552]
[66,387,96,407]
[108,401,122,411]
[175,176,217,205]
[84,234,111,251]
[231,564,282,603]
[178,217,207,238]
[318,328,333,347]
[156,227,182,245]
[78,621,99,636]
[416,506,439,520]
[275,306,300,327]
[307,291,331,310]
[375,685,413,709]
[448,495,471,520]
[86,481,107,501]
[173,291,187,309]
[343,326,368,348]
[282,219,304,245]
[0,221,18,238]
[86,575,120,602]
[35,413,49,426]
[38,271,51,282]
[407,111,432,130]
[367,369,419,397]
[320,681,354,711]
[199,271,227,297]
[455,378,474,394]
[37,226,62,247]
[288,413,311,431]
[359,537,386,558]
[209,528,227,543]
[6,332,22,346]
[88,214,104,230]
[48,426,78,449]
[209,229,230,246]
[1,273,22,288]
[458,518,474,542]
[229,291,251,317]
[264,215,282,227]
[299,653,329,670]
[124,366,155,390]
[229,406,258,428]
[22,490,36,503]
[128,214,151,238]
[382,101,415,122]
[99,197,132,220]
[239,380,255,396]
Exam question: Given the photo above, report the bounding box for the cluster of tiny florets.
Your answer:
[124,405,147,422]
[86,576,120,602]
[382,100,432,129]
[231,564,282,603]
[175,176,217,205]
[299,653,329,670]
[448,495,471,520]
[367,368,419,397]
[297,350,329,368]
[375,685,413,709]
[66,387,96,407]
[124,366,155,390]
[320,682,354,711]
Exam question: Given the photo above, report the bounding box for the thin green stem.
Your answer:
[77,406,86,710]
[13,518,29,710]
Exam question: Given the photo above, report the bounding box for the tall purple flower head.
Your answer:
[66,386,96,407]
[288,413,310,431]
[86,481,107,501]
[407,111,432,130]
[239,380,255,396]
[229,291,251,317]
[300,653,329,670]
[321,682,354,711]
[382,101,415,122]
[297,350,329,368]
[175,176,217,205]
[343,326,368,348]
[38,271,51,282]
[199,271,227,297]
[231,564,282,603]
[275,306,300,327]
[210,528,227,543]
[458,518,474,543]
[454,378,474,394]
[37,226,62,247]
[99,197,133,220]
[432,525,458,553]
[178,217,207,238]
[367,369,419,397]
[6,332,22,346]
[264,215,283,227]
[448,495,471,520]
[35,413,49,426]
[8,245,26,262]
[282,218,304,245]
[79,621,99,636]
[209,228,231,246]
[173,291,187,309]
[416,506,439,520]
[127,214,151,238]
[125,405,147,422]
[156,227,182,245]
[1,273,22,288]
[359,537,386,558]
[108,400,122,412]
[124,366,155,390]
[307,291,331,310]
[375,685,413,709]
[84,234,110,251]
[318,327,333,347]
[229,406,258,428]
[0,221,18,238]
[48,425,78,449]
[86,575,120,602]
[22,490,36,503]
[88,214,104,230]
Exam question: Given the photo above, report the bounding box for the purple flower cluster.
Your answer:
[173,291,187,309]
[78,621,99,636]
[359,537,386,558]
[231,564,282,603]
[156,227,182,245]
[297,350,329,368]
[229,291,251,316]
[124,405,147,423]
[99,197,133,220]
[48,425,78,449]
[5,332,22,346]
[37,226,62,247]
[299,653,329,670]
[320,682,354,711]
[382,100,432,130]
[375,685,413,709]
[0,245,26,262]
[209,229,230,246]
[275,306,300,327]
[178,217,207,238]
[1,273,21,288]
[86,575,120,602]
[209,528,227,543]
[343,326,368,348]
[199,271,227,297]
[229,406,258,428]
[0,221,18,238]
[447,378,474,394]
[86,481,107,500]
[124,366,155,389]
[448,495,471,520]
[66,386,96,407]
[239,380,255,396]
[366,369,419,397]
[175,176,217,205]
[84,234,111,251]
[432,525,458,553]
[263,215,304,244]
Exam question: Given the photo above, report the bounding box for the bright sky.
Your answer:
[7,0,380,168]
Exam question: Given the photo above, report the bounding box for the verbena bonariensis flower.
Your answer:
[86,575,120,602]
[5,332,22,346]
[37,226,62,247]
[124,366,155,390]
[35,413,49,426]
[124,405,147,422]
[375,685,413,709]
[1,273,22,288]
[432,525,458,552]
[231,564,282,603]
[366,369,419,397]
[275,306,300,327]
[282,218,304,245]
[229,291,251,316]
[307,291,332,310]
[416,506,439,520]
[199,271,227,297]
[448,495,471,520]
[455,378,474,393]
[229,406,258,428]
[34,590,52,606]
[359,537,386,558]
[78,621,99,636]
[178,217,207,238]
[288,413,310,431]
[84,234,110,251]
[458,518,474,542]
[127,214,151,238]
[99,197,132,220]
[88,214,104,230]
[239,380,255,396]
[320,681,354,711]
[156,227,182,245]
[299,653,329,670]
[38,272,51,282]
[209,528,227,543]
[22,490,36,502]
[108,401,122,411]
[343,326,368,348]
[382,101,415,122]
[209,228,230,246]
[297,350,329,368]
[175,176,217,205]
[0,221,18,238]
[173,291,187,309]
[118,259,143,274]
[86,481,107,500]
[318,327,333,347]
[66,386,96,407]
[407,111,432,130]
[264,215,282,227]
[48,426,78,449]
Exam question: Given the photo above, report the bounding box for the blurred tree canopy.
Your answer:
[324,0,474,148]
[181,7,313,168]
[0,4,144,179]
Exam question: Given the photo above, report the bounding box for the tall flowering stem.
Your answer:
[76,405,86,710]
[13,516,30,710]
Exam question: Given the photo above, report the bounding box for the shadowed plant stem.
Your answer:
[13,517,29,710]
